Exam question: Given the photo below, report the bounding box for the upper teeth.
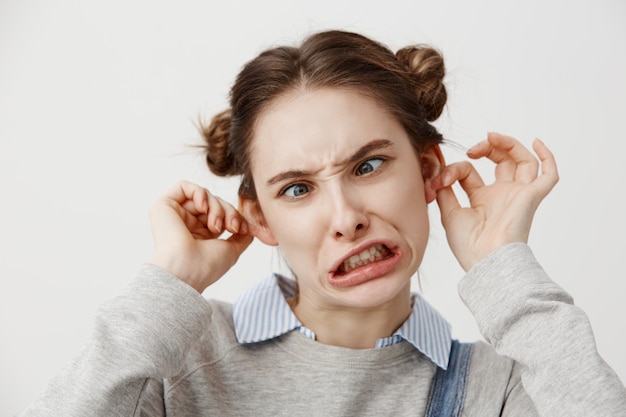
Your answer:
[340,244,390,273]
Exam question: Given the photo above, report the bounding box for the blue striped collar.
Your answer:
[232,274,452,369]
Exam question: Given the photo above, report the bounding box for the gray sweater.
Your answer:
[20,244,626,416]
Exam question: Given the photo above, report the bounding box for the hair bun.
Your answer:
[396,45,447,121]
[201,109,238,176]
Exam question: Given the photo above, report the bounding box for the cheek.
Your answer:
[378,168,428,215]
[382,175,430,243]
[263,205,324,270]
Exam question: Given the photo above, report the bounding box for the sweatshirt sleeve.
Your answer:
[458,243,626,416]
[19,264,213,417]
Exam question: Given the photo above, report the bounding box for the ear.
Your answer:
[421,145,445,204]
[239,197,279,246]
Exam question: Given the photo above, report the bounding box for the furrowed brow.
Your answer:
[266,169,310,186]
[266,139,394,186]
[344,139,393,166]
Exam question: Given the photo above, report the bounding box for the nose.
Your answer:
[328,186,369,241]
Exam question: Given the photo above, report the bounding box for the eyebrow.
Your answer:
[266,139,394,186]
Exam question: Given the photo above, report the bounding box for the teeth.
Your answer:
[339,244,390,273]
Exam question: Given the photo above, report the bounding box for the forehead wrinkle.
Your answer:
[338,139,393,167]
[265,139,394,186]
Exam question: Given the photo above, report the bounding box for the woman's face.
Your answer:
[247,88,438,311]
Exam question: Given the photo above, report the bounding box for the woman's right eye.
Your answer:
[281,183,310,198]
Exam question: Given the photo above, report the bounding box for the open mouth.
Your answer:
[336,244,392,275]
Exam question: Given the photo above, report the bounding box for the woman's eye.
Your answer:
[282,183,310,198]
[356,158,384,176]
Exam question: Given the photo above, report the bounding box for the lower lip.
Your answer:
[327,251,403,287]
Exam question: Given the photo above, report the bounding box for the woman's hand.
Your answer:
[147,180,253,293]
[434,133,559,271]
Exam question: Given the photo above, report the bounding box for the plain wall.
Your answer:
[1,0,625,414]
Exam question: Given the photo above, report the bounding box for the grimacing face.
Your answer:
[244,88,441,314]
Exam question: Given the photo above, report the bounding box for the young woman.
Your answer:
[21,30,626,416]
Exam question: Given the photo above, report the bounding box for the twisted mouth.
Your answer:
[336,244,392,274]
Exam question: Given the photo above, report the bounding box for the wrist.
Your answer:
[147,255,206,293]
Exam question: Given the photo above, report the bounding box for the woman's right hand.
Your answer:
[147,180,254,293]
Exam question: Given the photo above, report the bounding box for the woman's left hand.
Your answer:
[434,132,559,271]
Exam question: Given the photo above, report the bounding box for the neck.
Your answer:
[289,287,412,349]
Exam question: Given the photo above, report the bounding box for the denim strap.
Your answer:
[425,340,474,417]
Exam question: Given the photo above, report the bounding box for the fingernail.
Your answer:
[467,144,479,155]
[231,218,240,234]
[215,219,223,233]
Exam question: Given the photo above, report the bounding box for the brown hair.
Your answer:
[201,30,447,200]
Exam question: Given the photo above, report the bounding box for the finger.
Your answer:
[467,139,515,182]
[162,181,211,223]
[182,211,213,239]
[149,199,195,245]
[531,138,560,198]
[168,201,209,235]
[196,213,208,226]
[181,196,209,216]
[206,192,225,234]
[435,185,461,227]
[199,232,254,282]
[175,201,216,238]
[189,220,214,239]
[468,133,539,183]
[179,188,249,235]
[193,186,209,214]
[215,196,248,235]
[164,180,209,210]
[225,232,254,261]
[440,161,486,198]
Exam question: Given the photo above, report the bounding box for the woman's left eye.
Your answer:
[356,158,384,176]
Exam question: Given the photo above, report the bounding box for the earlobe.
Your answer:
[239,197,279,246]
[421,145,445,204]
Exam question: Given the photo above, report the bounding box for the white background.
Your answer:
[1,0,625,414]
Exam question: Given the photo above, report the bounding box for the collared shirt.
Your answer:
[233,274,452,369]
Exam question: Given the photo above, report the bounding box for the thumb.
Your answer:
[224,233,254,263]
[201,233,255,287]
[435,186,461,228]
